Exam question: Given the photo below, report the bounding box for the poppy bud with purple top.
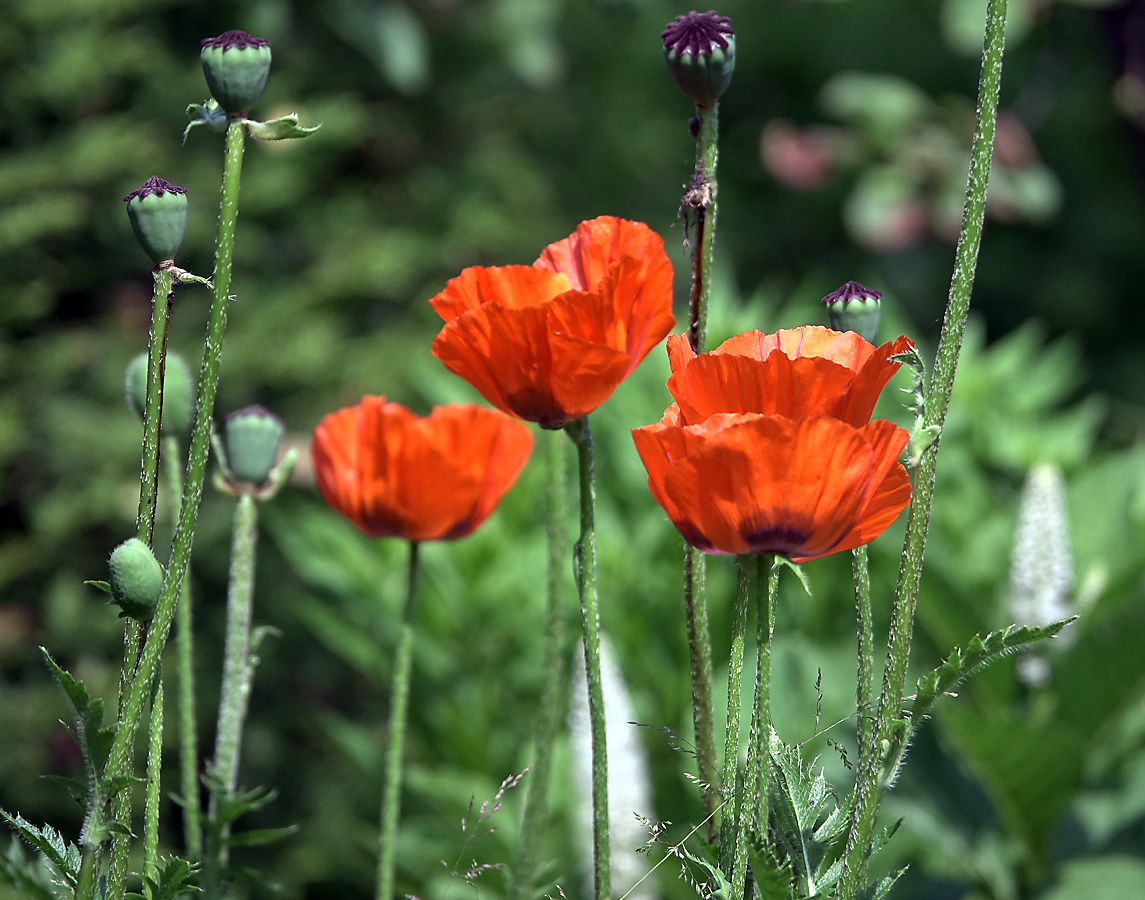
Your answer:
[823,281,882,345]
[124,177,188,265]
[662,10,735,107]
[200,30,272,115]
[224,405,285,486]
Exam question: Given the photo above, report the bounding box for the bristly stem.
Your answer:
[106,263,177,890]
[838,1,1008,895]
[165,436,201,861]
[564,416,610,900]
[512,430,569,900]
[95,118,247,900]
[376,541,420,900]
[688,101,719,354]
[853,546,875,767]
[731,555,774,900]
[717,556,752,880]
[684,96,720,842]
[203,493,259,900]
[144,666,164,882]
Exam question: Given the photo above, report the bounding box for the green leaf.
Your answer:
[84,580,111,595]
[0,809,80,887]
[766,729,847,895]
[776,558,811,597]
[746,836,794,900]
[41,648,115,777]
[223,825,299,848]
[0,838,58,900]
[145,856,200,900]
[861,866,907,900]
[242,114,321,142]
[40,774,86,806]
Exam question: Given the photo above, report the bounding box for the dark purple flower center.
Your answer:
[821,281,882,305]
[201,30,271,50]
[123,176,187,202]
[661,10,733,57]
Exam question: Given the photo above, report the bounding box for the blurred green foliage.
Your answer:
[3,0,1145,899]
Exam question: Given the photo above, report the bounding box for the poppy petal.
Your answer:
[429,265,571,323]
[535,216,672,295]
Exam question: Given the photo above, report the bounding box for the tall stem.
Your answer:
[164,437,201,861]
[377,541,420,900]
[564,417,609,900]
[106,262,176,892]
[95,119,247,900]
[144,666,164,881]
[838,2,1007,895]
[717,557,751,878]
[731,555,774,900]
[684,97,720,841]
[204,494,258,899]
[512,430,569,900]
[853,546,875,767]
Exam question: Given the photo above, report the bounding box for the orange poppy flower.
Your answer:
[311,396,533,542]
[429,216,676,428]
[631,413,911,562]
[661,326,914,427]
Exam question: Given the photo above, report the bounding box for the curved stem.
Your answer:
[838,2,1008,895]
[717,557,752,879]
[203,493,258,899]
[512,430,569,900]
[144,665,164,881]
[164,436,201,861]
[95,119,247,900]
[564,417,609,900]
[377,541,420,900]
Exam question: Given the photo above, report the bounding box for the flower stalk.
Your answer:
[512,429,569,900]
[144,667,164,881]
[93,118,247,900]
[165,436,201,860]
[717,556,752,879]
[853,545,875,764]
[203,493,258,899]
[838,0,1008,894]
[377,541,420,900]
[564,417,610,900]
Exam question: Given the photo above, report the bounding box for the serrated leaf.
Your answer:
[910,618,1076,727]
[242,114,320,141]
[746,837,794,900]
[861,865,906,900]
[777,558,811,597]
[0,838,58,900]
[223,824,298,848]
[144,856,200,900]
[41,649,114,777]
[766,729,846,895]
[107,775,143,798]
[0,809,79,886]
[40,775,86,806]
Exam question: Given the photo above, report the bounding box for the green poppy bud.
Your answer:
[125,351,196,435]
[108,538,164,621]
[662,10,735,107]
[224,405,285,486]
[823,281,882,345]
[123,177,188,264]
[200,30,272,115]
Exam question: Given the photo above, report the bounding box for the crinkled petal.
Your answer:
[428,265,571,322]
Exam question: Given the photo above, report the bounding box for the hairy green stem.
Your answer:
[731,555,774,900]
[144,666,164,881]
[204,493,258,899]
[717,557,752,878]
[853,546,875,767]
[94,119,247,900]
[683,98,720,842]
[512,430,569,900]
[377,541,420,900]
[838,2,1008,895]
[164,437,201,861]
[565,417,609,900]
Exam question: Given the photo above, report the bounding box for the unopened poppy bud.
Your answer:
[662,10,735,107]
[123,177,188,264]
[822,281,882,345]
[225,405,285,485]
[125,351,196,434]
[108,538,164,621]
[200,30,272,115]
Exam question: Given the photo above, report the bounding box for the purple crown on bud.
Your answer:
[822,281,882,344]
[821,281,882,305]
[661,10,734,57]
[123,176,187,203]
[200,29,271,50]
